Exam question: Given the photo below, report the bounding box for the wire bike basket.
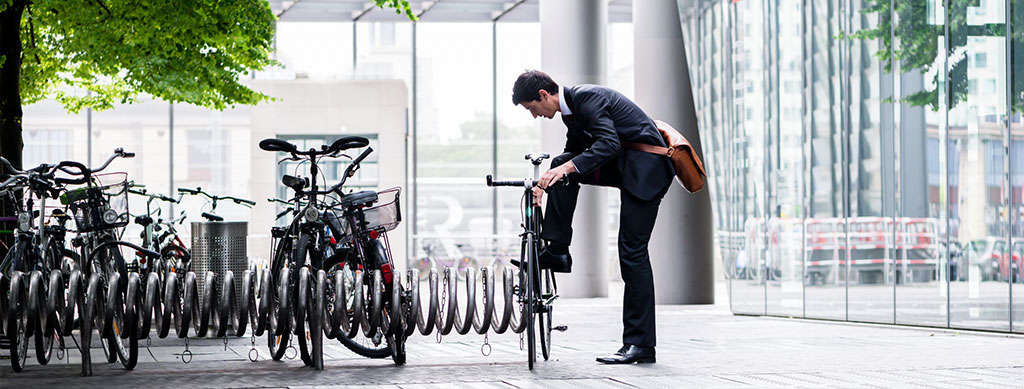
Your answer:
[336,187,401,240]
[60,172,129,233]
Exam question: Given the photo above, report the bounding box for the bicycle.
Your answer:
[55,148,160,372]
[259,136,407,369]
[126,184,189,339]
[485,153,562,370]
[0,158,78,371]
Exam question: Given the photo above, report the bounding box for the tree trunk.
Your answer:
[0,1,25,256]
[1,1,24,171]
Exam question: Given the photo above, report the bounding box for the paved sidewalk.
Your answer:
[2,285,1024,388]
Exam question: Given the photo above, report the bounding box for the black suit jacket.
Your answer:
[561,84,674,201]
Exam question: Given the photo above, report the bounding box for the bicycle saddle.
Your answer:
[281,174,307,192]
[259,138,298,153]
[340,190,378,209]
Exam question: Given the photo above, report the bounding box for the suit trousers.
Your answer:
[541,153,662,347]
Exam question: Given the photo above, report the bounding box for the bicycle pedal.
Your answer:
[553,325,568,332]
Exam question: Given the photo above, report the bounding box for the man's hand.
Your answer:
[537,161,577,189]
[532,161,577,207]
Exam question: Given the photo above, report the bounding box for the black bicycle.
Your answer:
[259,136,406,369]
[486,153,561,370]
[55,149,160,372]
[0,158,78,371]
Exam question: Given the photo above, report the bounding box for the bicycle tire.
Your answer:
[140,272,160,339]
[0,272,7,338]
[195,271,215,338]
[525,236,536,371]
[539,303,552,361]
[102,272,126,365]
[296,267,312,366]
[255,268,271,337]
[236,269,253,337]
[8,271,28,372]
[268,267,290,361]
[312,269,326,370]
[161,271,177,339]
[335,268,391,359]
[63,269,83,336]
[36,271,60,366]
[28,270,53,366]
[178,271,196,339]
[388,274,406,366]
[81,272,103,377]
[115,272,139,370]
[216,270,233,337]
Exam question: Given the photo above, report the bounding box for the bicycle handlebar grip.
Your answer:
[352,146,374,166]
[177,187,200,195]
[275,209,292,220]
[235,198,256,206]
[122,151,136,158]
[485,175,523,187]
[54,176,86,185]
[0,157,23,175]
[201,212,224,222]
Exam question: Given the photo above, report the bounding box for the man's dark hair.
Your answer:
[512,70,558,105]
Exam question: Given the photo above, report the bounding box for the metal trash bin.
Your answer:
[191,221,248,300]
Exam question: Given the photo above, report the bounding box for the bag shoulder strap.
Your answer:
[623,142,672,156]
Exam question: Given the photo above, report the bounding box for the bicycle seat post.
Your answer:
[525,153,550,181]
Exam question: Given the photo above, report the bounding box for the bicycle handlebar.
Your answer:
[328,146,373,195]
[128,188,179,203]
[177,187,254,207]
[486,175,538,188]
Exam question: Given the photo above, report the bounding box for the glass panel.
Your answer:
[1013,0,1024,333]
[846,0,894,323]
[759,0,802,317]
[892,0,950,328]
[802,0,846,320]
[712,1,765,315]
[495,23,541,269]
[948,0,1010,331]
[174,105,254,242]
[413,23,494,273]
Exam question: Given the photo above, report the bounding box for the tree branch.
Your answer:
[87,0,111,18]
[25,3,39,64]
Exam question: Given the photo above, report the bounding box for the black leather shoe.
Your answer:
[510,247,573,273]
[596,345,655,364]
[538,248,572,273]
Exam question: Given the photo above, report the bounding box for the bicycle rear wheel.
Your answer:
[539,271,553,361]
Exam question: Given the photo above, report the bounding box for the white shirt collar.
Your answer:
[559,86,572,116]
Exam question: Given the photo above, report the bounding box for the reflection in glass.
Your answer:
[946,0,1010,331]
[766,0,803,317]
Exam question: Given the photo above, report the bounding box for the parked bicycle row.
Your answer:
[1,138,560,375]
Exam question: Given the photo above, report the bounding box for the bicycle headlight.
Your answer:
[304,206,319,223]
[17,212,30,231]
[102,208,119,224]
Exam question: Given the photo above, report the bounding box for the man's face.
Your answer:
[520,89,559,119]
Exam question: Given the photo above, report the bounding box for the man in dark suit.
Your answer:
[512,70,674,364]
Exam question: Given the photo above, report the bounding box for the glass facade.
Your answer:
[683,0,1024,332]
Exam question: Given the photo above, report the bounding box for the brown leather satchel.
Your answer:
[623,120,707,193]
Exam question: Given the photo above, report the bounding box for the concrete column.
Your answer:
[634,0,714,304]
[540,0,608,298]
